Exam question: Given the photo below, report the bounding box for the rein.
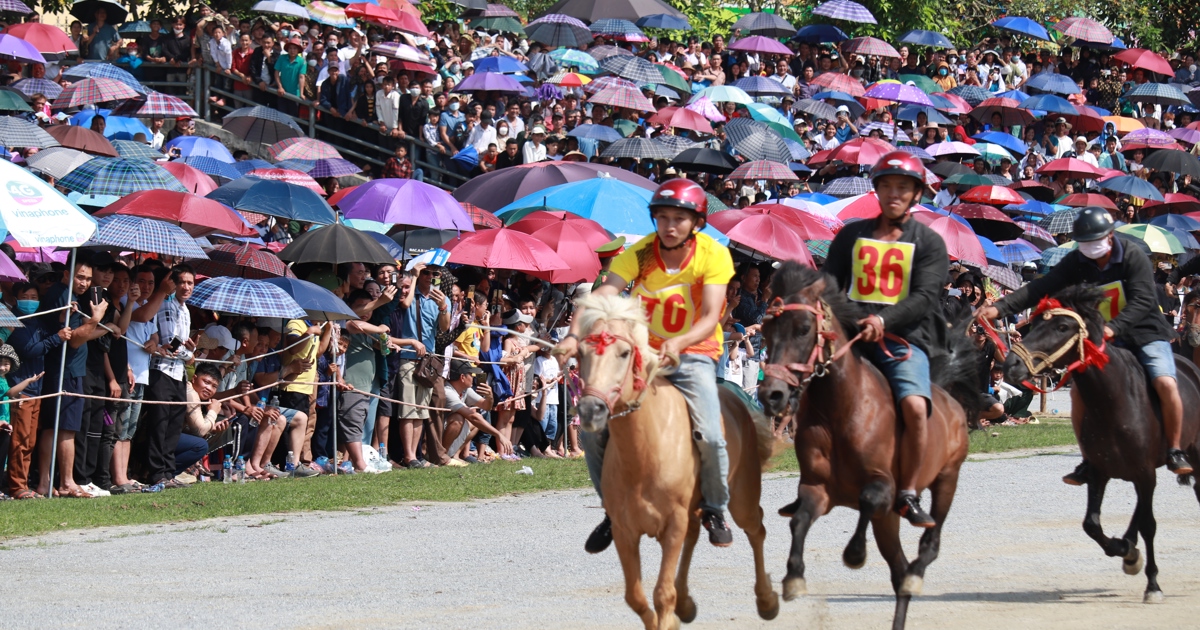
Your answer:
[760,297,910,389]
[580,329,653,419]
[1004,297,1109,393]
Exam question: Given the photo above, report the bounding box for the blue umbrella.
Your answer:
[189,276,306,318]
[791,24,848,43]
[273,158,316,172]
[899,29,952,48]
[1122,82,1190,107]
[795,192,838,204]
[784,138,810,161]
[1098,175,1165,201]
[164,136,236,163]
[451,145,479,169]
[1019,93,1076,116]
[973,131,1026,155]
[635,14,690,30]
[1149,214,1200,231]
[180,155,241,181]
[62,63,148,94]
[977,235,1005,264]
[1162,226,1200,250]
[86,215,209,259]
[206,176,337,225]
[991,16,1051,41]
[1004,199,1056,216]
[67,191,120,209]
[947,85,990,105]
[1042,245,1071,267]
[993,89,1030,102]
[997,239,1042,263]
[231,159,274,175]
[1025,73,1080,95]
[471,56,528,74]
[896,105,951,125]
[69,109,152,141]
[568,123,623,142]
[495,178,728,244]
[1087,105,1111,117]
[812,90,864,117]
[261,277,363,321]
[363,230,404,260]
[897,145,934,162]
[926,93,958,111]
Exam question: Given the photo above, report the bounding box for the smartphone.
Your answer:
[433,275,442,288]
[168,338,183,352]
[466,284,475,301]
[390,271,399,284]
[91,287,107,304]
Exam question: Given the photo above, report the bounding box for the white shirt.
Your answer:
[150,296,191,382]
[932,189,959,208]
[534,355,559,405]
[150,130,165,151]
[504,115,525,137]
[817,134,840,150]
[207,36,232,70]
[468,124,497,155]
[124,299,153,386]
[376,89,401,131]
[775,72,797,90]
[522,140,546,164]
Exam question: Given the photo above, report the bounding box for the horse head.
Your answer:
[1004,285,1107,387]
[573,293,660,434]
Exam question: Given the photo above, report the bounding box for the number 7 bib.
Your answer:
[850,238,915,305]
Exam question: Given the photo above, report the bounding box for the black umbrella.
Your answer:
[222,106,304,145]
[278,223,395,267]
[964,218,1024,241]
[391,228,459,259]
[70,0,128,24]
[1143,149,1200,178]
[794,98,838,121]
[671,147,740,174]
[731,12,795,37]
[525,16,594,48]
[930,161,973,178]
[541,0,685,23]
[449,0,487,9]
[724,118,791,164]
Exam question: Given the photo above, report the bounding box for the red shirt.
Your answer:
[232,48,254,89]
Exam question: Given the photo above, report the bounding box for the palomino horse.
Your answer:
[574,293,779,630]
[1003,285,1200,604]
[757,263,978,630]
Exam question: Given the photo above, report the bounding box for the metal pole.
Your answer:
[47,248,77,498]
[558,377,567,453]
[330,320,339,475]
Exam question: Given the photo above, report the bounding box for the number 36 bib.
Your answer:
[850,238,915,305]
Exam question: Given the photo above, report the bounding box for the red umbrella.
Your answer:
[4,23,77,58]
[95,190,255,237]
[714,204,836,240]
[45,125,117,157]
[52,77,140,108]
[969,97,1035,126]
[959,185,1026,206]
[328,184,358,206]
[1113,48,1174,76]
[443,227,569,272]
[834,192,883,221]
[1145,193,1200,216]
[460,202,502,229]
[706,212,816,266]
[812,72,866,97]
[647,106,714,134]
[521,221,604,284]
[192,243,296,279]
[247,168,324,195]
[931,92,971,114]
[912,213,987,266]
[1037,157,1101,179]
[1009,179,1057,202]
[948,203,1013,221]
[1062,104,1105,133]
[826,137,896,166]
[1060,193,1117,210]
[160,161,218,195]
[806,148,835,166]
[509,211,613,249]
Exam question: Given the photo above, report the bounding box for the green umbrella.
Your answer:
[612,119,639,137]
[706,192,728,213]
[943,172,992,187]
[898,73,940,94]
[654,64,690,94]
[468,16,525,35]
[763,120,803,143]
[0,89,32,112]
[1115,224,1184,255]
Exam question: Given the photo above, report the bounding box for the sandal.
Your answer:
[109,483,138,495]
[53,487,92,499]
[13,489,41,500]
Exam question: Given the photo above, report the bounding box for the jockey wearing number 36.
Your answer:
[554,178,737,550]
[823,151,950,528]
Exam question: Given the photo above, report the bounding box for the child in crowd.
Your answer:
[0,344,44,500]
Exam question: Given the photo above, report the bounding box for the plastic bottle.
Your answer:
[285,450,296,472]
[269,395,280,410]
[250,396,265,428]
[236,456,246,483]
[377,441,388,467]
[223,455,233,484]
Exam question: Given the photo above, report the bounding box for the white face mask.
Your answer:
[1078,238,1112,260]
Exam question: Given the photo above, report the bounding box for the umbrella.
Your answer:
[896,74,941,95]
[246,168,324,195]
[1142,149,1200,177]
[1113,49,1174,76]
[1019,93,1077,116]
[278,222,395,266]
[991,16,1051,41]
[443,227,569,272]
[59,157,186,196]
[189,277,306,318]
[973,143,1016,164]
[26,147,93,179]
[1123,128,1177,148]
[930,92,973,114]
[551,48,600,71]
[207,177,337,225]
[1122,83,1190,107]
[86,215,208,259]
[68,109,150,141]
[160,161,219,195]
[1039,208,1081,234]
[927,141,980,158]
[458,203,502,230]
[844,37,901,59]
[647,106,714,134]
[670,147,739,174]
[810,72,865,97]
[725,118,791,163]
[12,78,62,100]
[1116,224,1183,255]
[792,24,849,43]
[589,84,655,111]
[600,137,675,161]
[52,77,139,108]
[794,98,838,121]
[3,23,76,60]
[728,35,792,55]
[513,219,604,284]
[826,137,896,166]
[1004,199,1057,216]
[111,139,160,161]
[684,96,725,122]
[70,0,128,24]
[508,210,612,246]
[164,136,236,163]
[982,265,1022,290]
[1145,193,1200,216]
[268,137,341,161]
[864,82,933,107]
[823,177,873,197]
[731,12,794,37]
[230,159,274,176]
[452,162,655,211]
[0,159,97,247]
[306,0,354,26]
[95,190,253,237]
[1037,157,1101,179]
[692,85,754,107]
[1053,17,1112,44]
[653,135,698,157]
[1149,213,1200,231]
[948,85,991,106]
[454,72,525,94]
[1060,193,1117,210]
[960,185,1025,205]
[542,0,687,23]
[568,124,624,143]
[913,214,987,265]
[0,117,59,149]
[728,160,797,181]
[109,91,197,117]
[948,203,1022,241]
[732,76,791,98]
[0,33,45,65]
[467,15,524,34]
[707,211,816,266]
[62,63,146,94]
[300,158,363,179]
[1024,73,1080,96]
[899,29,953,48]
[972,131,1026,155]
[997,239,1043,264]
[526,14,593,48]
[897,145,934,162]
[174,156,240,182]
[636,14,690,30]
[1017,220,1056,248]
[339,178,473,231]
[221,106,304,145]
[261,277,358,320]
[599,54,663,84]
[391,228,461,259]
[812,0,877,24]
[0,0,30,13]
[471,56,529,74]
[1098,175,1164,201]
[590,18,646,40]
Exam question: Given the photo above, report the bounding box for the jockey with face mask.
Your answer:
[823,151,950,528]
[979,207,1192,481]
[555,178,737,551]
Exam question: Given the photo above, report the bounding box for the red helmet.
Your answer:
[869,151,927,189]
[650,178,708,218]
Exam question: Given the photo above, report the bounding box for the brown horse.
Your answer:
[574,293,779,630]
[1004,285,1200,604]
[757,263,978,630]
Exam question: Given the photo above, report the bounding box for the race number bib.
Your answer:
[633,283,695,339]
[850,238,915,305]
[1098,280,1126,322]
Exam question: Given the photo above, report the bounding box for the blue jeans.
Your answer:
[541,403,559,441]
[583,354,730,513]
[174,433,208,475]
[863,338,932,404]
[1130,340,1177,381]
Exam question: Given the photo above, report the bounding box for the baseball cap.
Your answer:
[448,359,484,379]
[502,309,534,326]
[200,324,239,354]
[836,105,850,114]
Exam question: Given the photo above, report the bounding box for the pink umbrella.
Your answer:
[813,72,866,97]
[444,227,569,272]
[583,75,638,95]
[160,161,218,195]
[913,213,988,266]
[728,35,792,55]
[1052,17,1113,44]
[590,84,656,112]
[1113,48,1174,76]
[684,96,725,122]
[1123,128,1176,147]
[842,36,900,59]
[0,252,27,282]
[931,92,971,114]
[926,141,981,158]
[647,106,714,134]
[1168,128,1200,147]
[247,168,325,195]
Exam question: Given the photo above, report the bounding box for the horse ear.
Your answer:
[801,276,827,301]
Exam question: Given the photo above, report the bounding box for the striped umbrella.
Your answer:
[812,0,877,23]
[732,76,791,97]
[246,168,324,195]
[600,137,675,160]
[268,137,341,160]
[86,215,208,258]
[194,243,295,279]
[547,71,592,87]
[62,63,147,93]
[11,77,61,99]
[307,1,354,26]
[109,90,198,117]
[589,84,656,111]
[859,122,909,142]
[25,147,93,179]
[725,118,791,163]
[997,239,1043,263]
[844,36,900,59]
[599,54,663,84]
[59,157,187,196]
[729,160,797,181]
[189,277,306,317]
[179,156,242,181]
[823,177,874,197]
[111,139,160,161]
[52,77,140,108]
[0,116,60,148]
[1052,17,1113,44]
[653,135,697,156]
[460,203,502,229]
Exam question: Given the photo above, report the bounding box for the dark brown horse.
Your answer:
[1004,285,1200,604]
[757,263,979,630]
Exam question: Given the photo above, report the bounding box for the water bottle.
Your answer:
[378,441,388,465]
[269,395,280,410]
[250,396,265,428]
[223,455,233,484]
[285,450,296,472]
[236,456,246,483]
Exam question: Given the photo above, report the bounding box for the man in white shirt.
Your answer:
[773,59,797,90]
[442,359,510,460]
[523,124,547,163]
[376,75,403,137]
[503,102,525,138]
[148,117,166,150]
[140,265,195,491]
[468,111,498,155]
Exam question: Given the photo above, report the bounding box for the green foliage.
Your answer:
[663,0,737,41]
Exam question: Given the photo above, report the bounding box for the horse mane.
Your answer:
[768,261,863,336]
[1051,284,1107,343]
[932,315,984,425]
[575,292,661,379]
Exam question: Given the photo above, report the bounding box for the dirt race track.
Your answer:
[2,451,1198,629]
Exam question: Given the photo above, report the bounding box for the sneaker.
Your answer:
[701,510,735,547]
[82,483,111,497]
[445,458,469,468]
[895,494,936,528]
[291,463,319,478]
[585,515,613,554]
[263,463,288,478]
[308,462,324,474]
[1063,460,1091,486]
[175,472,198,484]
[142,482,165,493]
[1167,449,1194,475]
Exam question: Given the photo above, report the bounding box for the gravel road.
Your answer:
[4,449,1198,630]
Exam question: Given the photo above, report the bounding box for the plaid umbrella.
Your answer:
[982,265,1022,290]
[111,139,160,160]
[807,239,832,259]
[0,301,22,328]
[526,14,593,48]
[996,239,1043,264]
[731,12,795,37]
[590,18,645,37]
[729,160,797,181]
[794,98,838,120]
[189,276,306,317]
[231,159,274,175]
[1017,220,1056,248]
[823,177,873,197]
[1123,83,1190,107]
[1038,208,1081,235]
[1041,245,1071,267]
[247,168,323,195]
[460,202,502,229]
[601,137,675,160]
[62,63,146,93]
[0,116,59,149]
[274,159,315,172]
[589,84,656,111]
[897,145,934,161]
[732,76,791,97]
[844,36,900,59]
[599,54,663,84]
[584,75,638,95]
[984,174,1013,186]
[59,157,187,196]
[550,48,600,71]
[725,118,791,163]
[118,20,154,34]
[1052,17,1113,44]
[303,158,363,178]
[653,135,697,156]
[86,215,208,258]
[811,72,864,96]
[860,121,909,142]
[25,147,93,179]
[812,0,877,24]
[53,77,140,108]
[948,85,991,106]
[11,77,61,99]
[222,105,304,145]
[586,45,632,62]
[179,156,242,181]
[268,137,341,161]
[0,0,31,13]
[109,91,198,117]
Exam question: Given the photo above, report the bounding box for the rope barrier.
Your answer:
[15,304,73,321]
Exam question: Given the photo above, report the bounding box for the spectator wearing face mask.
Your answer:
[933,62,957,91]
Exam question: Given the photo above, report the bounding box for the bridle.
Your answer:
[579,329,652,419]
[999,297,1109,393]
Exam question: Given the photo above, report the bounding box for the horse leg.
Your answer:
[1081,475,1136,563]
[904,468,960,595]
[652,511,688,630]
[613,529,656,630]
[872,512,912,630]
[673,515,701,624]
[783,484,829,601]
[844,479,892,570]
[1134,476,1164,604]
[729,476,779,619]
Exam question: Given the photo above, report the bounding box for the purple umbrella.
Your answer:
[727,35,792,55]
[339,179,475,231]
[1169,127,1200,147]
[453,71,525,94]
[863,82,934,106]
[1124,128,1176,147]
[452,162,657,212]
[0,33,46,64]
[0,0,31,13]
[536,83,563,100]
[812,0,877,24]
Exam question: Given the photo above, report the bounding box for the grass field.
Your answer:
[0,420,1076,541]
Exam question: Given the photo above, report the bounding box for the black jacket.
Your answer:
[823,216,950,355]
[248,47,278,87]
[994,234,1174,346]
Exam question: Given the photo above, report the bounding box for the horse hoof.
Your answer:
[757,591,781,620]
[843,547,867,570]
[667,613,682,630]
[900,575,924,597]
[677,596,697,624]
[1144,590,1164,604]
[1123,547,1143,576]
[782,577,807,601]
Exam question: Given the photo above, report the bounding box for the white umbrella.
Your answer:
[0,159,96,247]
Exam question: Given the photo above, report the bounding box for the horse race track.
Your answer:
[3,451,1198,629]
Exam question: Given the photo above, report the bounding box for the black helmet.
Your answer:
[1072,206,1115,242]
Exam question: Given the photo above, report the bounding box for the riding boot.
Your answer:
[701,509,734,547]
[895,492,935,528]
[1167,449,1193,475]
[585,514,613,554]
[1063,459,1092,486]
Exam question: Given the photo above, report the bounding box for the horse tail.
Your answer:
[931,316,984,425]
